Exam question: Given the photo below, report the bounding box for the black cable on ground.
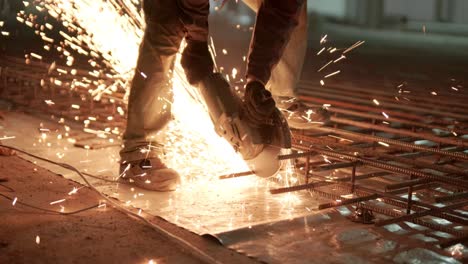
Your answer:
[0,183,15,192]
[0,144,221,264]
[82,172,118,183]
[0,193,100,215]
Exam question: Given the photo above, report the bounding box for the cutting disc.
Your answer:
[246,145,283,178]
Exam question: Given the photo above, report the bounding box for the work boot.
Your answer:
[119,156,180,192]
[275,97,330,129]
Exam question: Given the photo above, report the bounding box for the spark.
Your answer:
[17,0,290,202]
[324,70,341,79]
[449,244,464,257]
[320,34,327,44]
[343,40,365,54]
[42,34,54,43]
[1,31,9,36]
[56,68,67,74]
[12,197,18,206]
[328,135,353,142]
[317,47,325,55]
[334,55,346,63]
[68,187,79,195]
[119,163,131,179]
[231,68,238,79]
[451,87,458,91]
[53,79,63,86]
[341,194,354,199]
[36,235,41,244]
[373,99,380,105]
[117,106,125,116]
[378,142,390,147]
[317,60,333,72]
[50,198,66,205]
[30,53,43,60]
[320,80,325,86]
[382,112,389,119]
[0,136,16,140]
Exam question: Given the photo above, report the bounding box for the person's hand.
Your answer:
[181,40,214,85]
[243,81,276,126]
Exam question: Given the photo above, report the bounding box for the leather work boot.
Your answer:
[275,97,331,130]
[119,157,180,192]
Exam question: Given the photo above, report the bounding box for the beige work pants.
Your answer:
[120,0,308,162]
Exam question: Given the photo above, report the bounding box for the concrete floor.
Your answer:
[0,153,259,264]
[1,4,467,263]
[1,106,465,263]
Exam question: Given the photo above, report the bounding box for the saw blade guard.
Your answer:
[198,73,291,177]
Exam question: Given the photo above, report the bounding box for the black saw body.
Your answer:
[198,73,291,177]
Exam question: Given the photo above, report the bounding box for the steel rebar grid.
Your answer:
[278,147,468,188]
[2,55,467,256]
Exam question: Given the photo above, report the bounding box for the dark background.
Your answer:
[2,0,468,86]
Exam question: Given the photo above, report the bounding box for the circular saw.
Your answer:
[198,73,291,178]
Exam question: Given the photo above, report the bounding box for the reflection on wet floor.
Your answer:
[2,111,466,263]
[2,111,320,234]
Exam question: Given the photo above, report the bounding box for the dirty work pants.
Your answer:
[120,0,308,162]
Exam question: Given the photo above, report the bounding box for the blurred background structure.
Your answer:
[203,0,468,96]
[3,0,468,69]
[1,1,467,263]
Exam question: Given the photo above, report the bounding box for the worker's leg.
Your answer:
[120,0,185,163]
[120,0,213,191]
[243,0,328,129]
[178,0,214,85]
[242,0,307,97]
[178,0,210,42]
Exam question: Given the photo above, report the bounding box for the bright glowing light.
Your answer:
[22,0,301,196]
[50,198,66,205]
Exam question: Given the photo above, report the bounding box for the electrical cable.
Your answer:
[0,193,100,215]
[0,183,15,192]
[0,144,222,264]
[82,171,118,183]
